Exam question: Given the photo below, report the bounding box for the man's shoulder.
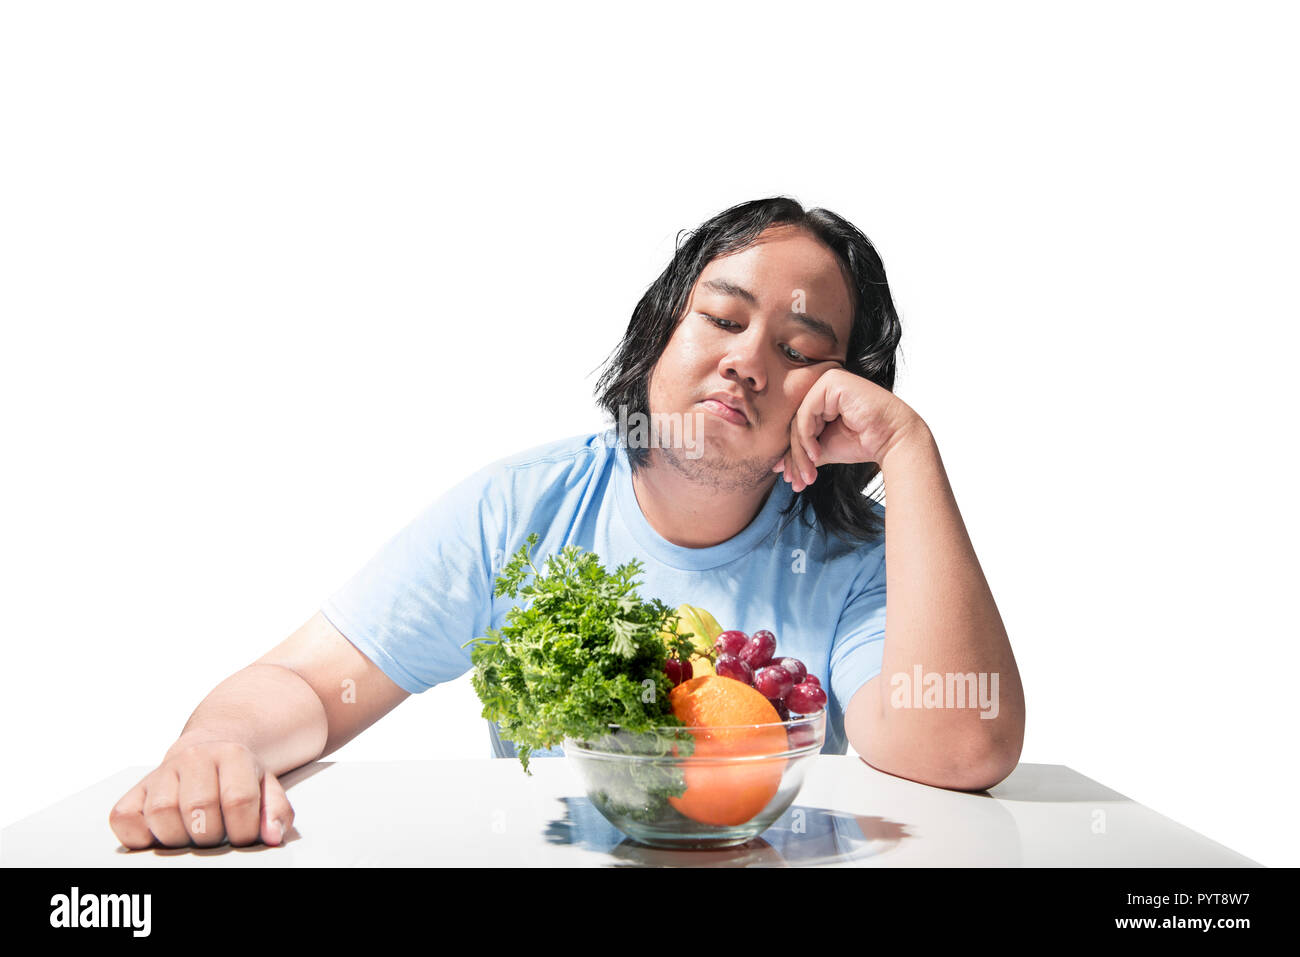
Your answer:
[488,429,624,475]
[435,430,616,519]
[492,429,617,471]
[462,429,618,499]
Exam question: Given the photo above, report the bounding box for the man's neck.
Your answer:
[628,449,779,548]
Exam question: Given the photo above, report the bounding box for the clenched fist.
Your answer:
[109,739,294,849]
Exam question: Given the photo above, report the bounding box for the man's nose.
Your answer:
[719,332,766,392]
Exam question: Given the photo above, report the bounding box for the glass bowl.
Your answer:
[563,709,826,849]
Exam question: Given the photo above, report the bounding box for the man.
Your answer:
[109,197,1025,850]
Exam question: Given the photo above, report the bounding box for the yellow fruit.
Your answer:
[691,653,716,677]
[693,606,723,642]
[665,604,724,678]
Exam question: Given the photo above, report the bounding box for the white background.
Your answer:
[3,1,1297,866]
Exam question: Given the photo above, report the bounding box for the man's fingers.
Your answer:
[793,410,820,487]
[788,426,812,491]
[109,742,297,852]
[259,772,295,846]
[795,381,831,481]
[141,769,191,848]
[796,407,822,466]
[217,754,263,847]
[805,431,822,467]
[178,751,225,847]
[109,779,157,850]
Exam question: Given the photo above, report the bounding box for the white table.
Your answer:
[0,756,1259,867]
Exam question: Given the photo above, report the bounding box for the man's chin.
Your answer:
[656,440,778,492]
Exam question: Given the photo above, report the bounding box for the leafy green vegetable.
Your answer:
[464,532,697,775]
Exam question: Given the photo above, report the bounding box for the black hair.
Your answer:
[593,196,902,543]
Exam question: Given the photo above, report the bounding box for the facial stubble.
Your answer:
[657,431,782,492]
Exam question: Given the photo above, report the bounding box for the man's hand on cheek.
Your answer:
[773,369,923,492]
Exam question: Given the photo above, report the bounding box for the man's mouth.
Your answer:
[699,395,749,426]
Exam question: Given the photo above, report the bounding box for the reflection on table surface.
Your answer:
[546,796,925,866]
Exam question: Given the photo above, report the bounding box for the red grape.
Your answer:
[754,665,794,701]
[802,673,821,687]
[664,657,692,686]
[714,630,748,657]
[787,681,827,714]
[739,630,777,669]
[714,653,753,685]
[773,698,791,721]
[775,657,807,684]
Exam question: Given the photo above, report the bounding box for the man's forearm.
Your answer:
[165,663,330,779]
[865,421,1025,787]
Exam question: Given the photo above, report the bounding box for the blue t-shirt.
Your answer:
[320,429,887,758]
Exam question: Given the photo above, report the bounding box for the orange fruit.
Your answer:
[667,675,789,826]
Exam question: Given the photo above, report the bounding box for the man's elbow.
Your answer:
[940,741,1021,792]
[856,731,1023,793]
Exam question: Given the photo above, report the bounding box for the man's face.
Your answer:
[646,224,854,490]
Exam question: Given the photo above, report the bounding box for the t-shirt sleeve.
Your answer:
[827,545,887,720]
[319,463,509,695]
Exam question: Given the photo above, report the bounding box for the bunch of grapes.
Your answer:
[712,629,827,718]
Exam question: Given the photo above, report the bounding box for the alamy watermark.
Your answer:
[890,665,1000,719]
[50,887,151,937]
[593,406,707,459]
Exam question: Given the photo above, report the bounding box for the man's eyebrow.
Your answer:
[700,278,759,307]
[699,278,841,349]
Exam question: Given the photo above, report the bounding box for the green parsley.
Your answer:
[464,532,698,775]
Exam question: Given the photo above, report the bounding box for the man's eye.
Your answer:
[702,313,816,364]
